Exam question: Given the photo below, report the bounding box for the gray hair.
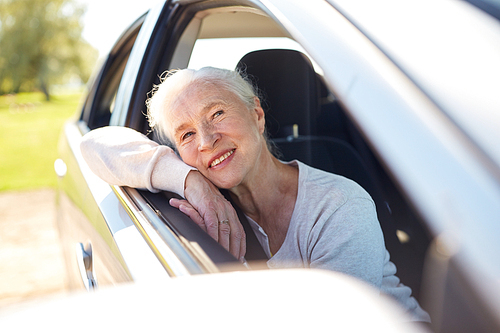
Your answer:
[146,67,280,156]
[146,67,257,145]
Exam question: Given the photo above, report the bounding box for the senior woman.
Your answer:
[80,67,430,322]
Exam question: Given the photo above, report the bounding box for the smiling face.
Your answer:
[165,80,266,189]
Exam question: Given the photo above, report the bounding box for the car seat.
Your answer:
[236,49,320,139]
[236,49,425,297]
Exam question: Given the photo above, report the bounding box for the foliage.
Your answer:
[0,0,97,100]
[0,91,82,191]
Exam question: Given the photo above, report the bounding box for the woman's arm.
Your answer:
[80,126,194,196]
[80,126,246,260]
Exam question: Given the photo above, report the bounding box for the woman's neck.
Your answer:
[228,151,299,252]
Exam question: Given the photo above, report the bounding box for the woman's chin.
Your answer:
[212,180,238,190]
[209,174,241,190]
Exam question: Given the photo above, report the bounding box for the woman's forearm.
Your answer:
[80,126,194,196]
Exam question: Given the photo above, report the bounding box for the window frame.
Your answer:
[118,0,435,291]
[80,15,145,129]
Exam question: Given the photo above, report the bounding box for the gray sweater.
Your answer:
[81,126,430,322]
[248,160,430,322]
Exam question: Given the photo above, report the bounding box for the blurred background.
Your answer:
[0,0,158,307]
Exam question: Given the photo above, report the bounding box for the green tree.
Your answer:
[0,0,98,100]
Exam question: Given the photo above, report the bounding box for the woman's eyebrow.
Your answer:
[174,123,189,137]
[202,99,228,111]
[173,100,229,135]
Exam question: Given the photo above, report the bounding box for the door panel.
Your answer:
[56,126,132,290]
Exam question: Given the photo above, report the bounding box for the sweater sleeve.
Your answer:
[80,126,195,197]
[309,197,386,288]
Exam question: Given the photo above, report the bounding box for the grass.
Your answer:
[0,91,83,192]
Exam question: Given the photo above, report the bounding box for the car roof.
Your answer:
[327,0,500,175]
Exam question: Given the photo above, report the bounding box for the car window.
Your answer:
[140,3,430,298]
[83,19,143,130]
[188,37,321,73]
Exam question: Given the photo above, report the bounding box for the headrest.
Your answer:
[236,49,319,139]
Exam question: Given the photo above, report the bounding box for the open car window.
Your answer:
[130,2,431,299]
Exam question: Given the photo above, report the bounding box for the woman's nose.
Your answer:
[198,128,220,151]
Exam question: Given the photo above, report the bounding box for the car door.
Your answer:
[104,0,500,331]
[56,4,173,291]
[91,0,430,290]
[111,0,431,292]
[56,0,500,331]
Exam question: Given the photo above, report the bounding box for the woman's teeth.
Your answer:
[210,150,234,168]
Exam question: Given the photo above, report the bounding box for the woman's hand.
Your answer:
[169,170,246,262]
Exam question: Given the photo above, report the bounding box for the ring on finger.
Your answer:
[218,219,229,225]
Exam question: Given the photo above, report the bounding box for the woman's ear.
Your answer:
[253,97,266,134]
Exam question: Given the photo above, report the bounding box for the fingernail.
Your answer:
[240,257,249,268]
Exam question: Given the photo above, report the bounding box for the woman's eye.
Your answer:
[213,110,224,119]
[182,132,194,141]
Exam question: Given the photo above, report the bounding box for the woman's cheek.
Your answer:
[178,147,196,167]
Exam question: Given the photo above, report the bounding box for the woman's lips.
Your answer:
[209,149,235,168]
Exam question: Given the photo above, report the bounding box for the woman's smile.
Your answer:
[209,149,235,168]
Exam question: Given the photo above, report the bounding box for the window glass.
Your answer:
[86,23,141,129]
[188,37,322,74]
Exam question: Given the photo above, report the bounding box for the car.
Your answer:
[52,0,500,331]
[0,269,421,332]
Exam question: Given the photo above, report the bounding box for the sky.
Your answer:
[74,0,320,78]
[76,0,162,57]
[74,0,311,70]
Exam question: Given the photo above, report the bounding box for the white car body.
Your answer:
[21,0,500,331]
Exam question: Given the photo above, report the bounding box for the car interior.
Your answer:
[82,3,432,301]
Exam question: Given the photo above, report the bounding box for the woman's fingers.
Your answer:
[214,202,247,260]
[215,216,245,261]
[169,198,206,232]
[217,218,231,254]
[202,208,220,242]
[226,209,246,261]
[180,171,247,261]
[171,197,246,261]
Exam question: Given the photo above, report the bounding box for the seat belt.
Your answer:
[221,190,269,262]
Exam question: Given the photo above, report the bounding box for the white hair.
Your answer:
[146,67,257,145]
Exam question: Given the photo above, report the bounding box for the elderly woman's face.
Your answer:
[165,82,266,189]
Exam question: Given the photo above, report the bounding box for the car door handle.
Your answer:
[76,242,97,291]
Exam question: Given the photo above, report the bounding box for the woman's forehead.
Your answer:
[171,82,239,113]
[164,82,240,131]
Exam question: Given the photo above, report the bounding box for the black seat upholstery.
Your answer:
[235,49,427,298]
[235,49,387,209]
[237,49,320,138]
